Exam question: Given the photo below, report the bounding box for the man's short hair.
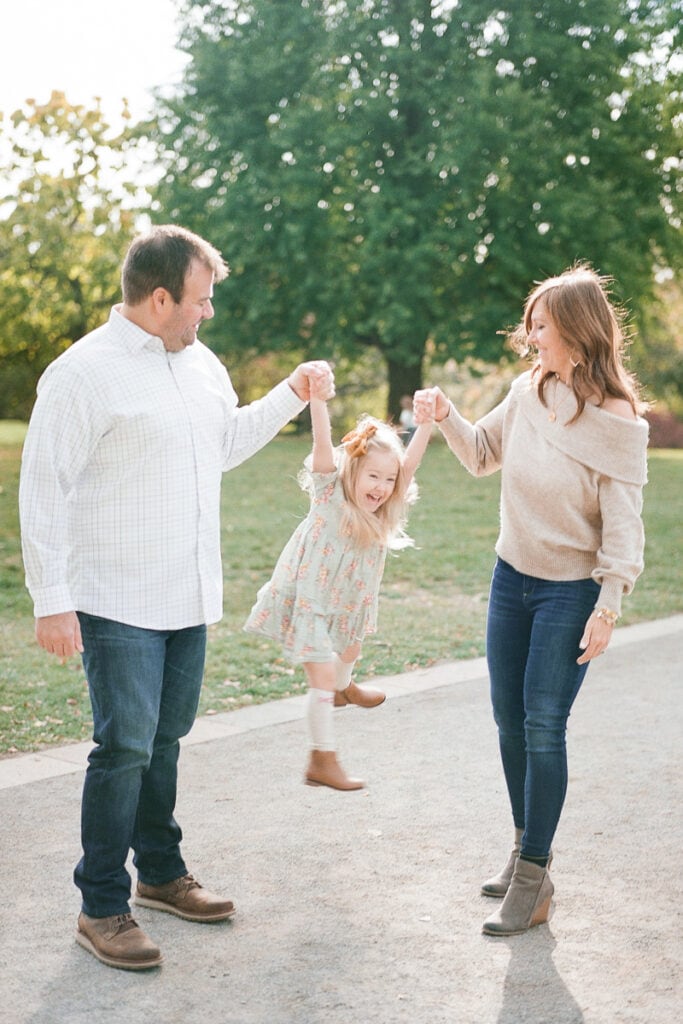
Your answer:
[122,225,229,306]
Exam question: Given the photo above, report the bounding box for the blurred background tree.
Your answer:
[152,0,682,419]
[0,93,144,418]
[1,2,681,425]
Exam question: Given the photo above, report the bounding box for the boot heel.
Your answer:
[530,895,552,927]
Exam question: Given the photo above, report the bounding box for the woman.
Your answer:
[414,264,648,935]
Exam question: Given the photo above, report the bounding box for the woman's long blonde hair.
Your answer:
[507,262,644,422]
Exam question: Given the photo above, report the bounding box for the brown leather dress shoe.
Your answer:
[76,912,163,970]
[135,874,236,922]
[334,681,386,708]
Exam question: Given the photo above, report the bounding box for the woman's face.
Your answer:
[527,298,574,381]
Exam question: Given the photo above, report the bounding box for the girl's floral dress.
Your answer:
[244,469,387,663]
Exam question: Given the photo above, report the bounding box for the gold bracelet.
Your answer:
[596,606,618,625]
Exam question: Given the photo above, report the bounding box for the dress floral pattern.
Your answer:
[244,469,387,662]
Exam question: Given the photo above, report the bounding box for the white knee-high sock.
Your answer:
[333,653,354,692]
[307,689,335,751]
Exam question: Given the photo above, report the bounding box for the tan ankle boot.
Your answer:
[481,833,554,898]
[334,681,386,708]
[482,858,554,936]
[481,828,524,897]
[305,750,365,790]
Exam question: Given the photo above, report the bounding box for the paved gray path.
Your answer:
[1,616,681,1024]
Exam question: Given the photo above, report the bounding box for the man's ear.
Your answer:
[151,287,171,314]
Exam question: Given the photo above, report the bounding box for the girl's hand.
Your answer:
[577,610,614,664]
[309,374,334,402]
[289,361,335,402]
[414,387,449,424]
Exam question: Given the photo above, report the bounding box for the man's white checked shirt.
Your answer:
[19,307,305,630]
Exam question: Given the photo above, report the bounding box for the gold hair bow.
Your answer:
[341,422,378,458]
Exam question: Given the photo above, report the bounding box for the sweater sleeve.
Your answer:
[593,474,645,615]
[438,397,507,477]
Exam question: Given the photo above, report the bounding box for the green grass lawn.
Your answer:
[1,422,681,755]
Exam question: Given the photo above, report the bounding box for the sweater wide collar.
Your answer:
[515,374,649,486]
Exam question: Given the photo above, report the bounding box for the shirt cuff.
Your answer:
[30,584,74,619]
[274,378,308,417]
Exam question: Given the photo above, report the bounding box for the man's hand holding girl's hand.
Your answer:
[289,361,336,402]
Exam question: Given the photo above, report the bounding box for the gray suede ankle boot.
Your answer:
[482,858,554,936]
[480,827,524,897]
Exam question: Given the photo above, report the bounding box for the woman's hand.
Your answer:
[413,386,450,424]
[577,610,615,664]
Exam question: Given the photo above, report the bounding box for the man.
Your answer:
[19,225,334,971]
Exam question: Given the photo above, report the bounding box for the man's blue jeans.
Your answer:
[485,559,600,859]
[74,614,207,918]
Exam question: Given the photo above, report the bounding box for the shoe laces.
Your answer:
[113,913,138,934]
[177,874,202,894]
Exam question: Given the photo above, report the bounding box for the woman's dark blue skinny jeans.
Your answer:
[486,558,600,860]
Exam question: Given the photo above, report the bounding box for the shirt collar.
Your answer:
[109,305,167,354]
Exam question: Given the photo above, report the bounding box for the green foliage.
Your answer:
[635,277,683,417]
[1,429,682,754]
[154,0,683,417]
[0,93,144,418]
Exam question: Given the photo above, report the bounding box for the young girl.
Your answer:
[245,386,432,791]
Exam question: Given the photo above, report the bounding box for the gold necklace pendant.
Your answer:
[548,377,571,423]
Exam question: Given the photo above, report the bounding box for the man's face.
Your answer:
[160,260,215,352]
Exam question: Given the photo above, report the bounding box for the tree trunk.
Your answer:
[385,351,425,425]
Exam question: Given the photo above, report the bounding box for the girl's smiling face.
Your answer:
[354,449,400,513]
[527,298,574,381]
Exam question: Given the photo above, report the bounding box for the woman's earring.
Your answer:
[570,352,581,368]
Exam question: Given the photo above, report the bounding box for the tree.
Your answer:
[0,93,143,419]
[636,275,683,416]
[154,0,682,418]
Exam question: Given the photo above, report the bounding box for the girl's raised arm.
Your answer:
[310,393,336,474]
[403,421,433,485]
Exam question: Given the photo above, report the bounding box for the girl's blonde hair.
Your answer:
[337,416,419,550]
[507,262,644,422]
[300,415,418,550]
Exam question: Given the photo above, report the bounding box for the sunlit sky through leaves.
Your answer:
[0,0,188,125]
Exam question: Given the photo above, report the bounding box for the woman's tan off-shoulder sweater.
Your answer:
[439,372,648,614]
